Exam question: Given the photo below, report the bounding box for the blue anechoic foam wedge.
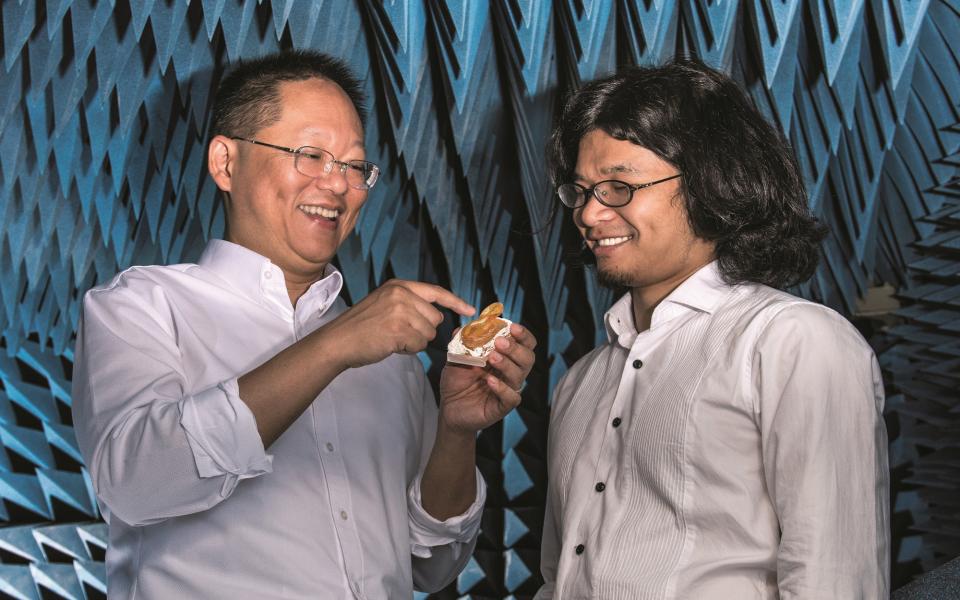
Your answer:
[31,523,89,562]
[35,469,98,518]
[73,560,106,595]
[0,471,51,519]
[75,522,107,559]
[0,564,37,600]
[0,424,55,470]
[0,524,45,563]
[503,507,530,548]
[29,561,83,600]
[456,555,486,595]
[42,423,83,465]
[504,547,532,592]
[2,0,35,72]
[502,448,534,501]
[502,410,528,455]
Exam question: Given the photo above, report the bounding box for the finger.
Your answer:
[405,313,439,345]
[494,335,536,375]
[486,351,525,391]
[508,323,537,350]
[396,280,476,317]
[486,375,523,411]
[407,295,445,329]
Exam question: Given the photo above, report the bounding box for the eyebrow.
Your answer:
[573,164,642,181]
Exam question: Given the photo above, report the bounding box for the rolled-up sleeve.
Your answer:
[180,378,273,496]
[406,364,486,592]
[754,304,889,598]
[72,278,271,527]
[407,468,485,557]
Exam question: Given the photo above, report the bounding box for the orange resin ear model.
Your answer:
[447,302,512,367]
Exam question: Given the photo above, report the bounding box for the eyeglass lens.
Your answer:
[559,180,633,208]
[295,148,378,190]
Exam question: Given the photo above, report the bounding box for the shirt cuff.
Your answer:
[407,468,486,559]
[179,379,273,497]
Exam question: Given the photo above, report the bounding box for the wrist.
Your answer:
[306,324,353,373]
[435,416,479,445]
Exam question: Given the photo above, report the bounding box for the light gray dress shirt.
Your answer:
[72,239,485,599]
[537,261,889,599]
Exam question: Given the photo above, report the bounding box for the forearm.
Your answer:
[89,394,268,525]
[238,325,348,447]
[419,421,477,520]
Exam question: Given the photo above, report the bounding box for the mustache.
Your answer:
[563,239,596,269]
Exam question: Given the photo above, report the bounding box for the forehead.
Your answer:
[575,129,669,176]
[269,78,364,141]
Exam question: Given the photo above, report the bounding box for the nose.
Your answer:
[313,162,350,195]
[575,192,616,228]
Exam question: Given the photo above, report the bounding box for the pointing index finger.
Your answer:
[399,281,475,317]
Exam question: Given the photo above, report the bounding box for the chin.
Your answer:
[596,266,638,289]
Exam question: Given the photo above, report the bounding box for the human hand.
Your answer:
[322,279,474,369]
[438,323,537,435]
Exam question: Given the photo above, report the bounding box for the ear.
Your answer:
[208,135,238,193]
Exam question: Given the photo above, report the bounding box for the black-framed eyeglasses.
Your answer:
[232,137,380,190]
[557,173,683,208]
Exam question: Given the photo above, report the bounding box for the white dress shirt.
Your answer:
[72,239,485,599]
[536,262,889,599]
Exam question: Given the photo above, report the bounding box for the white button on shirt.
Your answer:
[536,262,889,599]
[72,239,485,599]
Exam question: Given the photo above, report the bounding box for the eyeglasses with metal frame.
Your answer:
[557,173,683,208]
[231,137,380,190]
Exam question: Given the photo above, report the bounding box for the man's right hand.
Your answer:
[321,279,476,369]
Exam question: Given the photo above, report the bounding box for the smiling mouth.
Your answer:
[588,235,633,249]
[298,205,340,220]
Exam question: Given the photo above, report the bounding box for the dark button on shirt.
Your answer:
[575,544,585,555]
[633,359,643,369]
[595,482,606,492]
[612,417,622,428]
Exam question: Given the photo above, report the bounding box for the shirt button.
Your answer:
[595,482,605,492]
[612,417,622,428]
[575,544,585,555]
[632,359,643,369]
[340,510,348,520]
[264,271,272,279]
[325,442,334,452]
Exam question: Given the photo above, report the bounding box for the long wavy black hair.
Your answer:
[547,58,827,289]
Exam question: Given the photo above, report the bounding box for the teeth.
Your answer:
[299,205,339,218]
[597,236,632,247]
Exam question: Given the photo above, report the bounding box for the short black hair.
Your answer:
[547,58,827,289]
[210,50,366,139]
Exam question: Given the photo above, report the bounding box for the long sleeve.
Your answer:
[72,278,272,527]
[533,480,559,599]
[407,366,486,593]
[754,303,889,598]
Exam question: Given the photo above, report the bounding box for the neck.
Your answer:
[630,260,712,333]
[283,266,327,306]
[223,231,327,307]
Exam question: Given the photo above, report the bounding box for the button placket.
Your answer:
[311,394,363,589]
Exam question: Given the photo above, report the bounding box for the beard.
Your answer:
[596,263,637,289]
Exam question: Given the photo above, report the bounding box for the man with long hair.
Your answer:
[536,59,888,598]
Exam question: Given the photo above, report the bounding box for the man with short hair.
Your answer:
[535,59,889,599]
[73,50,536,598]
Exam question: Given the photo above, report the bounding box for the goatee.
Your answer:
[597,267,635,289]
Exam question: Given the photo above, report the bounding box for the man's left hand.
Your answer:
[438,323,537,434]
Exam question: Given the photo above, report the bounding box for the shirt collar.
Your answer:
[604,261,730,346]
[198,239,343,312]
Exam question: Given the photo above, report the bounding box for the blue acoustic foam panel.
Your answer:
[0,1,957,597]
